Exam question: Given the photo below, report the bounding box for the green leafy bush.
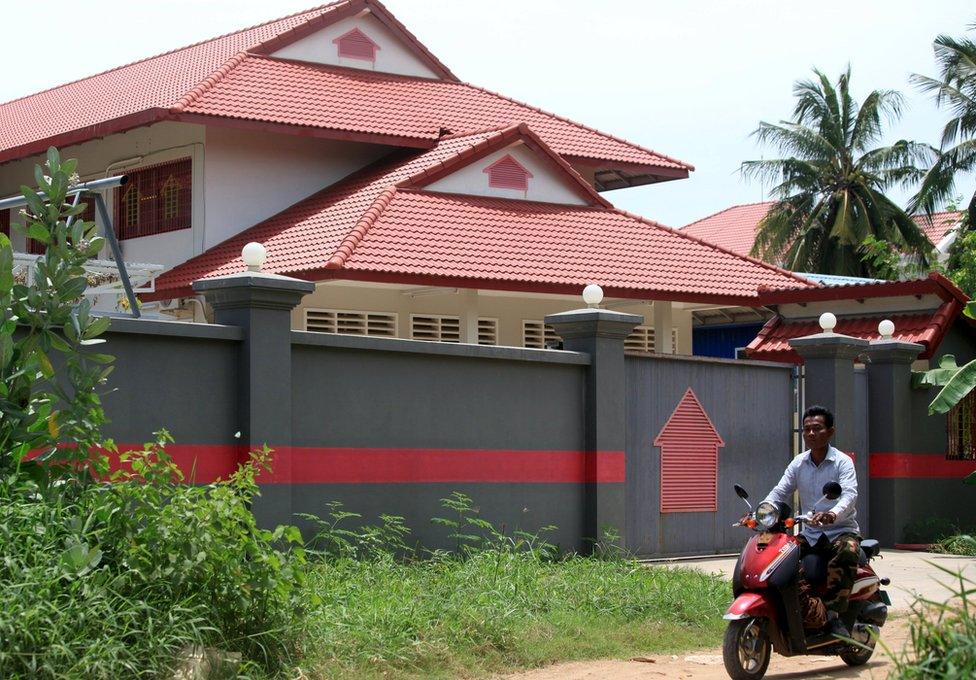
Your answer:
[935,534,976,557]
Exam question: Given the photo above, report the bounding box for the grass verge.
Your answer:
[299,553,728,679]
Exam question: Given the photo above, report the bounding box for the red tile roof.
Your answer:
[151,127,808,304]
[681,202,774,258]
[682,203,961,260]
[0,0,690,180]
[745,299,960,363]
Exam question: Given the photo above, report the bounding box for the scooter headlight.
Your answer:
[755,501,780,530]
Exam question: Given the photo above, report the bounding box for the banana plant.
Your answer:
[915,301,976,415]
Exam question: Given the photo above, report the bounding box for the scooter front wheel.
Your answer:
[723,618,771,680]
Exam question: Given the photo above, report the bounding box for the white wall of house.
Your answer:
[424,142,590,205]
[290,282,695,354]
[272,11,440,79]
[0,122,390,270]
[202,126,388,250]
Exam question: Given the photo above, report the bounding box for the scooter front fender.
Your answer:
[724,591,776,621]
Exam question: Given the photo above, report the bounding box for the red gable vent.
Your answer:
[655,388,725,513]
[483,154,533,191]
[333,28,380,62]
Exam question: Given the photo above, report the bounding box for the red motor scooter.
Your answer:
[722,482,891,680]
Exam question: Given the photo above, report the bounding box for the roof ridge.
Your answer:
[611,206,818,288]
[245,53,448,84]
[457,80,694,171]
[172,52,250,112]
[325,185,399,269]
[682,201,775,229]
[393,186,612,210]
[0,2,346,109]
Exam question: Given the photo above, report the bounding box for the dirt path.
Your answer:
[498,547,976,680]
[500,617,908,680]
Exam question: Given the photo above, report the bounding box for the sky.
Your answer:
[1,0,973,228]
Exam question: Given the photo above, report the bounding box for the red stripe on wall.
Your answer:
[870,452,976,479]
[105,445,625,484]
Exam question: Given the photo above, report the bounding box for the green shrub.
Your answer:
[935,534,976,557]
[0,435,308,678]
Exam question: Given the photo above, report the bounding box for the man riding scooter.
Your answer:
[761,405,860,638]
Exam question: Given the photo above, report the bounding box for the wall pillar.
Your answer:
[865,339,924,546]
[789,332,870,531]
[460,288,479,344]
[654,300,673,354]
[545,308,642,549]
[194,271,314,528]
[789,333,869,455]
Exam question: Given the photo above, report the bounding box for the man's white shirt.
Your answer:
[763,445,859,542]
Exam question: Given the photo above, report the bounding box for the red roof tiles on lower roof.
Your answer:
[745,300,960,363]
[152,127,808,303]
[682,203,961,260]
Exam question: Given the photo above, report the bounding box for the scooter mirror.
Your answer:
[822,481,842,500]
[734,484,749,500]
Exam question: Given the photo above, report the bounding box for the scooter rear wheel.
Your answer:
[723,618,771,680]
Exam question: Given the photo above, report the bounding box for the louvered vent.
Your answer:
[522,321,561,349]
[305,309,397,337]
[478,318,498,346]
[625,326,680,354]
[333,27,379,61]
[654,388,725,513]
[411,315,461,343]
[484,154,533,191]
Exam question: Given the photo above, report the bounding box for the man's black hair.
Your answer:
[803,405,834,429]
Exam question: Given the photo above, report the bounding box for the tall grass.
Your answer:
[296,494,729,679]
[890,564,976,679]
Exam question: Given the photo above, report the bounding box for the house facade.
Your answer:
[0,0,814,355]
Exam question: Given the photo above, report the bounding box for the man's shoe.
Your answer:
[827,612,850,639]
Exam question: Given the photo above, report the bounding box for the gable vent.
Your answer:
[484,154,533,191]
[333,27,380,62]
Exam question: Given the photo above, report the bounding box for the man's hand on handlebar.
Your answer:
[809,511,836,527]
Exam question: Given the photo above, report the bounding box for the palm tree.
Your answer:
[910,26,976,229]
[744,67,932,277]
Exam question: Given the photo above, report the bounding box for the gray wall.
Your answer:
[625,354,793,556]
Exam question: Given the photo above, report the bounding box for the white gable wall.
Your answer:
[271,12,440,79]
[203,126,389,249]
[424,143,590,205]
[0,122,391,271]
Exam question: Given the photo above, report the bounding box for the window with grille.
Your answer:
[948,391,976,460]
[624,326,680,354]
[305,309,397,337]
[114,158,191,240]
[27,195,97,254]
[523,320,561,349]
[0,209,8,238]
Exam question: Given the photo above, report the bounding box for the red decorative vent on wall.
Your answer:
[655,388,725,513]
[333,28,380,62]
[483,154,533,191]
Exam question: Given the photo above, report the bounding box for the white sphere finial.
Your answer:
[819,312,837,333]
[878,319,895,340]
[582,284,604,308]
[242,242,267,272]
